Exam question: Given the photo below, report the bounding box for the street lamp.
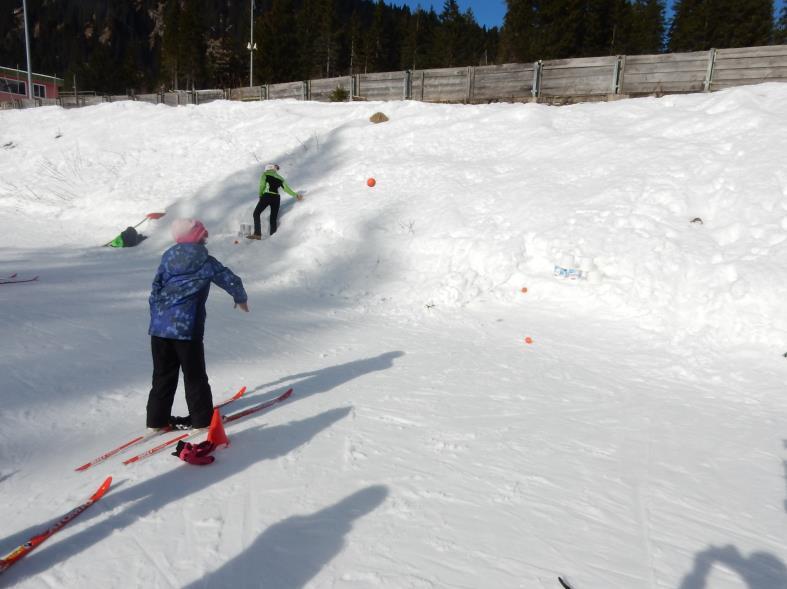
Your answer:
[22,0,33,99]
[248,0,257,87]
[247,41,257,88]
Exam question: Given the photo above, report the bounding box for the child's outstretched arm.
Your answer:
[207,257,248,307]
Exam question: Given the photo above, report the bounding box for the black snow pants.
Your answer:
[147,336,214,428]
[253,193,281,236]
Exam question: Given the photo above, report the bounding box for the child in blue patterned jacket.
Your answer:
[147,219,248,430]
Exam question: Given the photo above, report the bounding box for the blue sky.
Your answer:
[386,0,506,28]
[387,0,786,30]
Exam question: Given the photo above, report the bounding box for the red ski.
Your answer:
[223,387,293,424]
[0,276,38,285]
[123,387,293,465]
[122,432,192,465]
[75,386,246,471]
[0,477,112,574]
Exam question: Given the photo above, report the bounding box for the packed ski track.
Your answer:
[1,85,787,588]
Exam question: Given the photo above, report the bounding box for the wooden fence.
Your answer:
[257,44,787,104]
[4,44,786,110]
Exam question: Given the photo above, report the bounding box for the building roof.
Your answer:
[0,66,64,85]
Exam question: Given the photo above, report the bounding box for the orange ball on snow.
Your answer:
[367,177,376,187]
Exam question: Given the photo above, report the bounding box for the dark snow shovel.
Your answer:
[103,212,166,247]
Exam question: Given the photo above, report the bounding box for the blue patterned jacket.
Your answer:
[148,244,247,341]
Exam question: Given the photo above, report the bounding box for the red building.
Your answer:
[0,66,63,102]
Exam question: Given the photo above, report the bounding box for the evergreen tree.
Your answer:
[178,1,206,89]
[258,0,300,83]
[0,0,500,91]
[669,0,773,52]
[499,0,539,62]
[295,0,319,79]
[160,0,182,89]
[482,26,500,66]
[437,0,462,66]
[203,2,244,89]
[1,5,25,70]
[205,36,235,88]
[314,0,338,78]
[346,8,364,74]
[777,5,787,44]
[364,0,387,72]
[629,0,665,54]
[502,0,665,61]
[436,1,486,66]
[401,7,441,70]
[721,0,772,48]
[540,0,584,58]
[382,4,407,71]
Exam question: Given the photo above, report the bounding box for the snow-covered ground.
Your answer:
[1,85,786,588]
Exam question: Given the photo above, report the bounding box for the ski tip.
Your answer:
[283,387,294,399]
[91,476,113,501]
[228,385,246,401]
[75,463,90,472]
[558,577,573,589]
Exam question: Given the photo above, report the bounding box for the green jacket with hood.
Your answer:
[259,169,298,199]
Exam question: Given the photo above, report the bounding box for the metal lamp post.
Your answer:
[248,41,257,88]
[22,0,33,99]
[248,0,257,87]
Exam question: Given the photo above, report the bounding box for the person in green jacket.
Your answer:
[248,163,303,239]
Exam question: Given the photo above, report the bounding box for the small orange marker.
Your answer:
[207,408,229,447]
[367,177,376,187]
[520,287,528,293]
[524,336,533,344]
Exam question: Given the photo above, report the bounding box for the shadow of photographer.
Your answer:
[184,485,389,588]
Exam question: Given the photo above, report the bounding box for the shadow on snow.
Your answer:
[2,407,350,584]
[183,485,389,589]
[678,545,787,589]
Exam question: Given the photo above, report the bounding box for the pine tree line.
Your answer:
[500,0,785,62]
[1,0,785,95]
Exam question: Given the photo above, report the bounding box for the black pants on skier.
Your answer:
[253,193,281,236]
[147,336,214,429]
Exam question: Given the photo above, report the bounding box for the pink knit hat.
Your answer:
[171,219,208,244]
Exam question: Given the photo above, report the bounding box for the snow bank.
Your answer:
[2,84,787,349]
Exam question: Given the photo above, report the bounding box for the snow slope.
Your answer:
[1,85,786,588]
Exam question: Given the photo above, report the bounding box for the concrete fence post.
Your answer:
[532,61,542,98]
[611,56,622,94]
[703,48,717,92]
[617,55,627,94]
[466,66,475,103]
